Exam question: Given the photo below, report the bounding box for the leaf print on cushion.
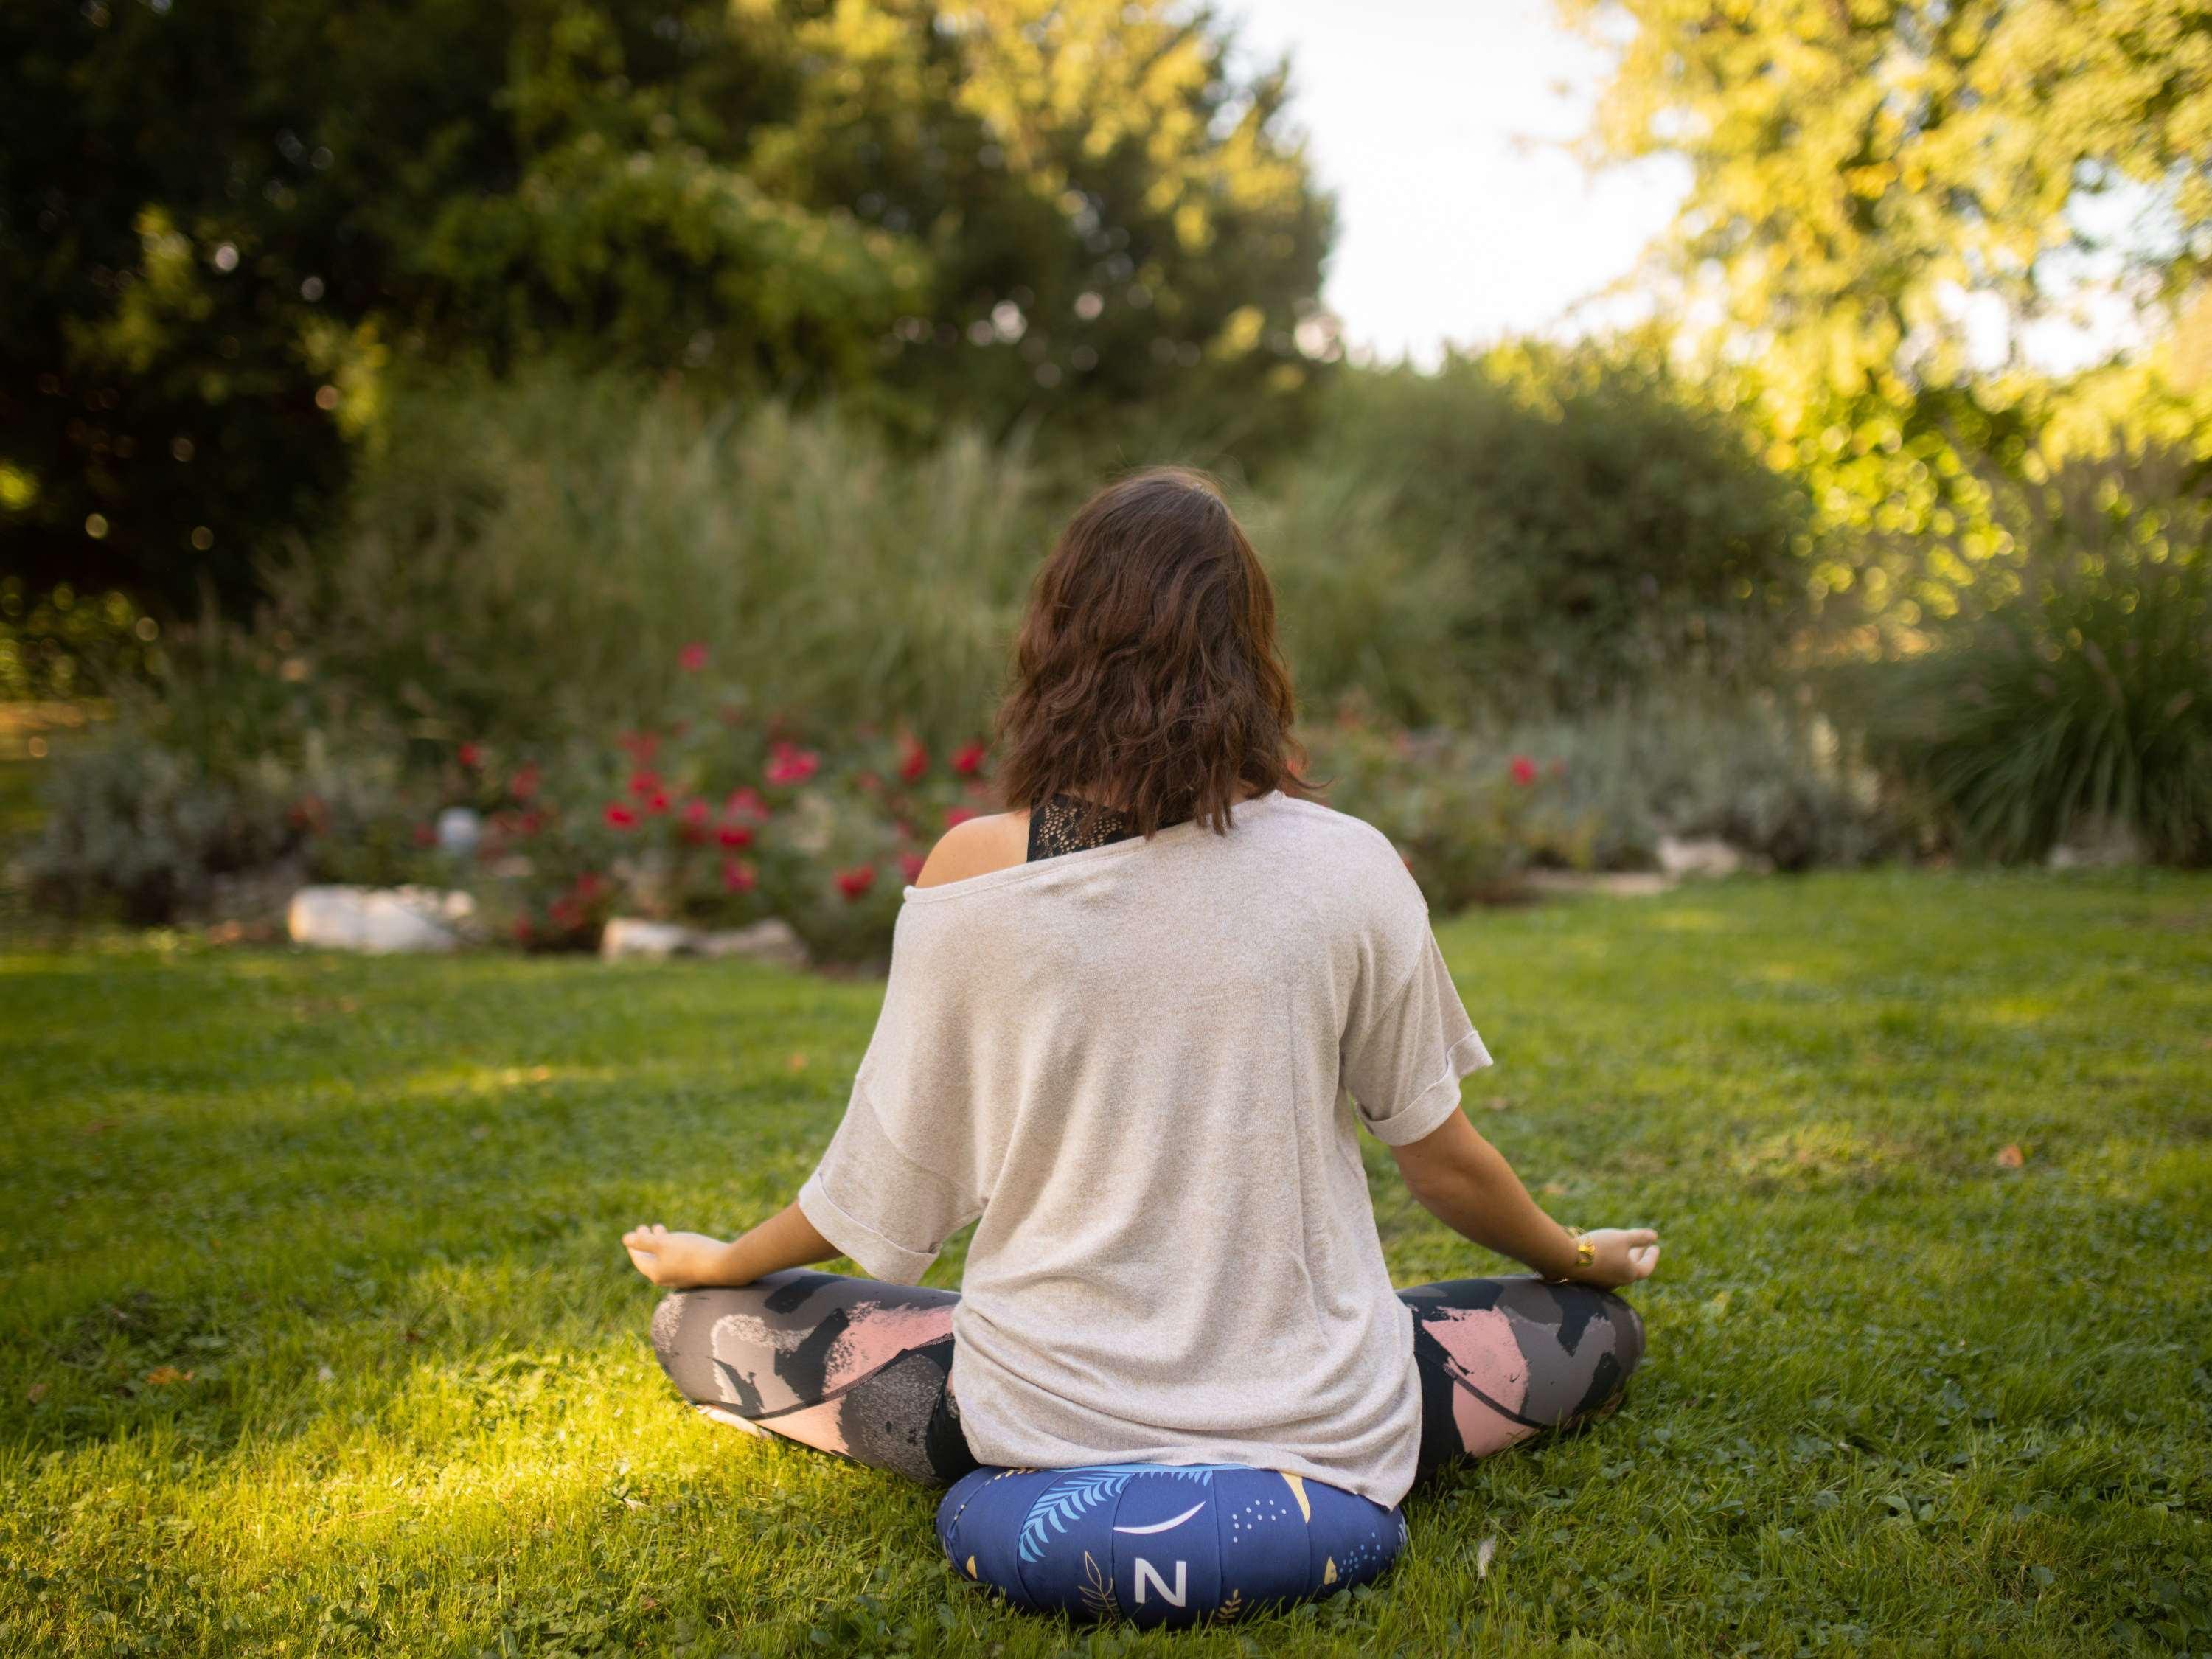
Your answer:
[1015,1464,1238,1564]
[1079,1550,1116,1618]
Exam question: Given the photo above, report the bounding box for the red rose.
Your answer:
[899,850,926,883]
[897,738,928,782]
[604,804,638,830]
[509,764,540,800]
[458,742,483,768]
[644,790,670,815]
[950,741,987,776]
[835,864,877,901]
[725,786,767,821]
[1509,755,1537,787]
[678,641,709,672]
[721,858,757,894]
[628,770,661,799]
[944,806,978,828]
[715,822,754,849]
[765,742,821,786]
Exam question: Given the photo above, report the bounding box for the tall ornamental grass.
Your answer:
[1854,459,2212,865]
[265,369,1047,748]
[264,366,1504,744]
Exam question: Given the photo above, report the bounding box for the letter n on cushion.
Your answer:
[935,1464,1408,1627]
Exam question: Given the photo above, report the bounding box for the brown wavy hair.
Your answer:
[994,465,1306,838]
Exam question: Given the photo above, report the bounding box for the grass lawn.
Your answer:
[2,871,2208,1656]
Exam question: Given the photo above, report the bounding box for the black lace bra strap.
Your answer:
[1026,793,1139,861]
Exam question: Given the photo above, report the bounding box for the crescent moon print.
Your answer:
[1112,1500,1208,1535]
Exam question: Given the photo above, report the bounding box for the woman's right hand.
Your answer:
[1569,1226,1660,1289]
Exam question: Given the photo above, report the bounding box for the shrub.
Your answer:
[1310,345,1815,714]
[1301,712,1585,909]
[1848,459,2212,865]
[1484,697,1893,873]
[20,732,293,924]
[263,368,1048,751]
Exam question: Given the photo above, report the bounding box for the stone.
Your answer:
[288,886,474,953]
[599,916,808,967]
[695,919,808,969]
[435,807,482,859]
[1524,869,1677,899]
[2048,818,2143,869]
[599,918,696,960]
[1655,835,1753,879]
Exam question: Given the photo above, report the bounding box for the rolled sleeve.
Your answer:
[1357,1027,1492,1146]
[797,1166,943,1284]
[1343,925,1492,1144]
[796,1084,978,1285]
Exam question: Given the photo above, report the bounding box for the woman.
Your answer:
[622,467,1658,1507]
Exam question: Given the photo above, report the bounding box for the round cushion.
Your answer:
[935,1463,1407,1627]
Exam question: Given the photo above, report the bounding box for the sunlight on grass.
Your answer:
[3,870,2208,1654]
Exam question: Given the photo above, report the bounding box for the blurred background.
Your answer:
[4,0,2208,961]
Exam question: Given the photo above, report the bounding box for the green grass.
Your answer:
[2,871,2208,1656]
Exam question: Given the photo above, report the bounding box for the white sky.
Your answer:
[1226,0,2146,373]
[1225,0,1690,368]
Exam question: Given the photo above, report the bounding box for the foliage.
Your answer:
[1562,1,2212,647]
[1847,456,2212,864]
[262,364,1615,748]
[0,579,164,703]
[1245,455,1481,728]
[1307,347,1816,711]
[1482,697,1895,873]
[1303,713,1586,910]
[17,727,295,925]
[1565,0,2212,395]
[1,0,1329,611]
[454,663,998,962]
[3,873,2209,1651]
[265,366,1047,750]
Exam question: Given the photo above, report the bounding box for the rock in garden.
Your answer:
[1655,835,1753,879]
[2047,818,2143,869]
[599,917,808,966]
[287,886,475,953]
[695,919,807,969]
[599,918,697,960]
[434,807,482,859]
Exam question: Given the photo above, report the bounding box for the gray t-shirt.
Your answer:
[796,790,1490,1506]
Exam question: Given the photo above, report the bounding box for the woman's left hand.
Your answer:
[622,1223,733,1289]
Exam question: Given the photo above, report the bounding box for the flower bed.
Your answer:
[391,647,998,964]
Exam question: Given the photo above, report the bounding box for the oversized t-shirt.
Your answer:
[795,790,1490,1506]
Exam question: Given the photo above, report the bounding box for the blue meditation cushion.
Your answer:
[935,1464,1408,1627]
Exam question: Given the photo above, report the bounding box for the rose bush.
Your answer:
[411,649,997,962]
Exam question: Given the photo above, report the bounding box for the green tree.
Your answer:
[1560,0,2212,633]
[1,0,1329,611]
[1564,0,2212,392]
[1310,342,1814,712]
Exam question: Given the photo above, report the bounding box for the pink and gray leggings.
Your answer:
[650,1272,1644,1486]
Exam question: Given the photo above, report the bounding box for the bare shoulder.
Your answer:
[914,810,1030,888]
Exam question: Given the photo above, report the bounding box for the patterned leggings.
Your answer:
[650,1271,1644,1487]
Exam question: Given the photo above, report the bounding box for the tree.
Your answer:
[1562,0,2212,392]
[1557,0,2209,633]
[1,0,1330,610]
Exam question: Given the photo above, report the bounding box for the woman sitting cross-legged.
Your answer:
[622,467,1658,1618]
